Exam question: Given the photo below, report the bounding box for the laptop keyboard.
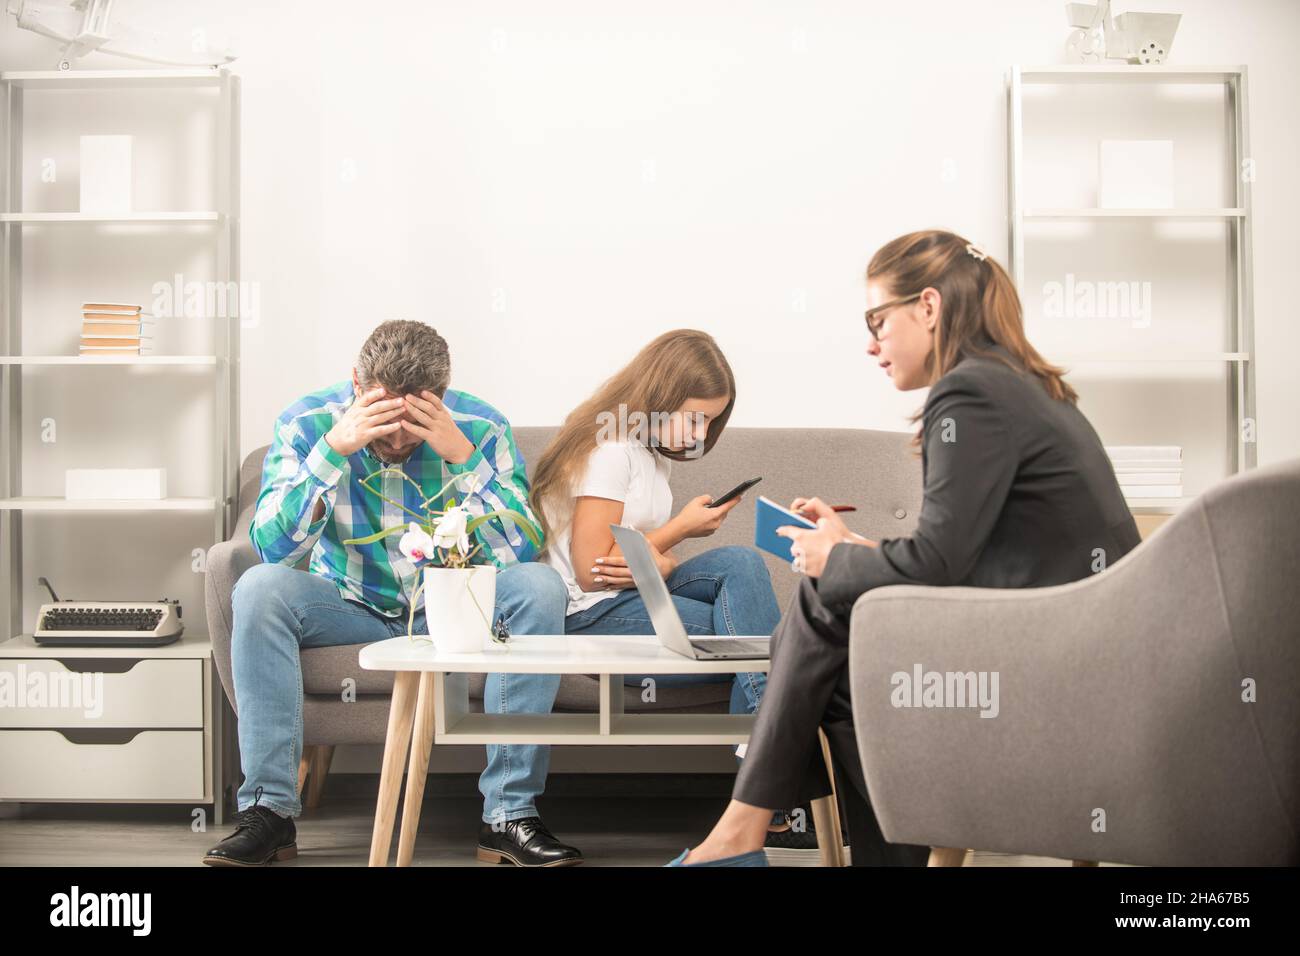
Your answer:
[690,638,769,655]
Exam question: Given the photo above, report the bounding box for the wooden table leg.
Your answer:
[368,670,419,867]
[810,797,843,866]
[396,673,438,867]
[928,847,969,866]
[811,729,846,866]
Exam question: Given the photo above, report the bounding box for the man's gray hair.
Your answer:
[355,320,451,397]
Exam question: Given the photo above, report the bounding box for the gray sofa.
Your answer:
[849,458,1300,866]
[205,426,923,805]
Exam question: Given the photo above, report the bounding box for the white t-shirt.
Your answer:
[544,440,674,615]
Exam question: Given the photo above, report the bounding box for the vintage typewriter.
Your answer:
[33,577,184,648]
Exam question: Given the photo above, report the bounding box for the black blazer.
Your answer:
[817,344,1141,613]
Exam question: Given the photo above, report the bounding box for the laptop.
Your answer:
[608,524,771,660]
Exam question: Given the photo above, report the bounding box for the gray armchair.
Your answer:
[205,426,923,810]
[849,458,1300,866]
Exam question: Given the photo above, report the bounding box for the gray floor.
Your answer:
[0,775,1095,867]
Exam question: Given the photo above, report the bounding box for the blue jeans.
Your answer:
[565,546,781,723]
[475,546,783,825]
[229,560,567,820]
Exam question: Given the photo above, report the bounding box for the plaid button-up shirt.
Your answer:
[250,380,542,618]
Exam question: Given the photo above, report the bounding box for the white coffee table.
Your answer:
[358,633,846,866]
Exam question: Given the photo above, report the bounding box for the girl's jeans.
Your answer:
[565,546,782,745]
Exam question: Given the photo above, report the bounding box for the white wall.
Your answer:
[3,0,1297,462]
[4,0,1296,774]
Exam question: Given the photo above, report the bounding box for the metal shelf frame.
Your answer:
[0,67,240,644]
[1007,64,1258,512]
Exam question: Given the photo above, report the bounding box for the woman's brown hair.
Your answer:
[530,329,736,557]
[867,230,1077,425]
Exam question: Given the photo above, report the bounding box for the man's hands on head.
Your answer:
[326,385,475,465]
[399,389,475,465]
[325,386,404,457]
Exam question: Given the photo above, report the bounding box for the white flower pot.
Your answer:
[412,565,497,654]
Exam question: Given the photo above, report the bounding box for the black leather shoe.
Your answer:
[476,816,583,867]
[203,791,298,867]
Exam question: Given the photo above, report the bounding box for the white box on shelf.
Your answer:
[79,135,133,214]
[1098,140,1173,209]
[65,468,166,500]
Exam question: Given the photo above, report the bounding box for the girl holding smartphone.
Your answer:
[532,329,780,719]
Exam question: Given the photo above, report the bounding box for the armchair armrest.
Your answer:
[846,504,1296,865]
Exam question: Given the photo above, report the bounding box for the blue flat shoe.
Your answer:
[665,848,770,867]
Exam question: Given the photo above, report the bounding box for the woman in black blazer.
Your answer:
[669,229,1141,867]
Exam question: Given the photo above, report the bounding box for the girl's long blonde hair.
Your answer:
[531,329,735,558]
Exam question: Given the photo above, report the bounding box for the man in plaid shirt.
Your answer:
[204,320,581,867]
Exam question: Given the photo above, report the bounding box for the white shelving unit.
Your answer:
[1008,65,1257,516]
[0,68,240,821]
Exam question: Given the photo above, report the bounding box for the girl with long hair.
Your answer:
[532,329,779,721]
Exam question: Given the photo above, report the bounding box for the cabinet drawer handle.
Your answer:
[51,659,144,675]
[52,729,163,745]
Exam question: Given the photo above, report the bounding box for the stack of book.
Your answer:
[1106,446,1183,501]
[80,303,153,355]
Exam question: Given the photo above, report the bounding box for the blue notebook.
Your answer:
[754,495,816,562]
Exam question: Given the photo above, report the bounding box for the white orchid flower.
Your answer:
[432,506,471,557]
[398,522,435,563]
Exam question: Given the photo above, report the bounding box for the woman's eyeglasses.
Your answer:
[863,292,922,340]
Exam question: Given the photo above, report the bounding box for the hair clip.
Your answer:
[965,242,988,262]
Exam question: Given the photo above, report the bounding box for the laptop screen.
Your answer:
[608,524,697,657]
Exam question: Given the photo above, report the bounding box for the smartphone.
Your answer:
[706,476,763,508]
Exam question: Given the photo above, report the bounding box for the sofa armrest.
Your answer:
[205,536,261,715]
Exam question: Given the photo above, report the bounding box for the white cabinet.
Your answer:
[0,729,205,801]
[0,633,228,818]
